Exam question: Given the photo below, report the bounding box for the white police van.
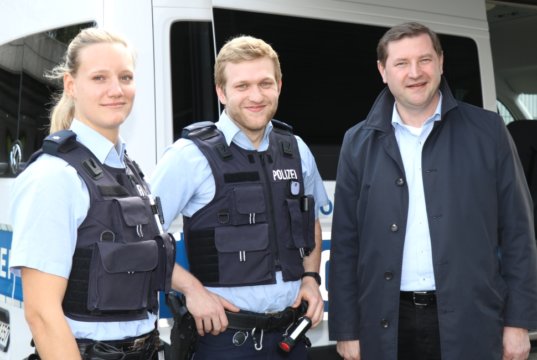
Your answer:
[1,0,536,358]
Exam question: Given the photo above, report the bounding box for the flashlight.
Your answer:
[278,316,312,352]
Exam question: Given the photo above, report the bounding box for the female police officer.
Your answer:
[9,28,179,359]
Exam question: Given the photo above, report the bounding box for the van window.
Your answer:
[169,9,482,180]
[497,100,515,124]
[169,21,218,141]
[518,94,537,120]
[0,23,93,178]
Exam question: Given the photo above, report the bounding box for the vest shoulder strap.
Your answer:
[271,119,294,134]
[182,121,219,141]
[270,121,298,158]
[39,131,129,197]
[42,130,78,155]
[183,121,232,160]
[26,130,78,167]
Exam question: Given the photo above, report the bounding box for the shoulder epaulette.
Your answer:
[42,130,78,156]
[271,119,294,134]
[181,121,219,140]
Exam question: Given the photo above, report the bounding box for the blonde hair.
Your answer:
[214,35,282,89]
[46,27,134,133]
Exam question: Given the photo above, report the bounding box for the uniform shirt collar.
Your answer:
[70,119,126,168]
[216,110,273,151]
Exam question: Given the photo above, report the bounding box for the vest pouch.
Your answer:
[214,224,271,285]
[231,184,267,225]
[285,196,315,254]
[113,197,150,242]
[152,233,177,293]
[88,240,158,312]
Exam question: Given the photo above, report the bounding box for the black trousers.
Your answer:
[398,295,441,360]
[193,328,308,359]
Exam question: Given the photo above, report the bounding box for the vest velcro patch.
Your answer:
[98,185,130,197]
[223,171,260,183]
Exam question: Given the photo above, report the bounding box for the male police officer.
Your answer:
[151,35,329,359]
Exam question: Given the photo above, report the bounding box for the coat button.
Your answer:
[395,178,405,186]
[380,319,389,328]
[384,272,393,280]
[390,224,399,232]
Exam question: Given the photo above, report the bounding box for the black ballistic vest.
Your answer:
[29,130,165,322]
[182,120,315,287]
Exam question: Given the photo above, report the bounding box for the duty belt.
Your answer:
[27,331,160,360]
[226,306,302,331]
[76,330,160,359]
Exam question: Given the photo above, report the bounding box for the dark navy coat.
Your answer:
[328,79,537,359]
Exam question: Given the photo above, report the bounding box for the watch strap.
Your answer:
[301,272,321,286]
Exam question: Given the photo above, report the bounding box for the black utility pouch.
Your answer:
[285,195,315,254]
[87,240,158,312]
[231,184,267,225]
[152,232,177,293]
[214,224,271,285]
[113,197,151,242]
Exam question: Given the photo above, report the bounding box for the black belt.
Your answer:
[400,291,436,308]
[226,306,302,331]
[76,330,159,359]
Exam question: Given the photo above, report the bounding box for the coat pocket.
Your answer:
[87,240,158,312]
[214,224,271,285]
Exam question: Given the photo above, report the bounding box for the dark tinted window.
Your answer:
[0,23,93,177]
[170,22,218,141]
[169,9,482,180]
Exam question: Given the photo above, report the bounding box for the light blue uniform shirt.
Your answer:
[150,111,329,313]
[392,94,442,291]
[9,120,157,340]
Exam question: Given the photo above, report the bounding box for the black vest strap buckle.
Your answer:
[217,210,230,224]
[82,158,104,179]
[215,143,233,160]
[280,140,294,157]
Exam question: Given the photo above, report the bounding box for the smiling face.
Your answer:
[64,42,135,143]
[377,33,443,122]
[216,57,281,148]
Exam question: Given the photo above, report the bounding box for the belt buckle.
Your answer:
[412,291,430,307]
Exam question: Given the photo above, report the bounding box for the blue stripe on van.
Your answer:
[0,229,23,301]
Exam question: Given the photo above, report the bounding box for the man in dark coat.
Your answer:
[328,22,537,360]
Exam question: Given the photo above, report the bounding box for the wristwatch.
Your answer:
[301,272,321,286]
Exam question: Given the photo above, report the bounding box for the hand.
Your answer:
[184,287,240,336]
[292,276,324,327]
[337,340,361,360]
[503,326,530,360]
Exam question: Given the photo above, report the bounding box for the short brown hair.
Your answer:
[214,35,282,88]
[377,22,443,66]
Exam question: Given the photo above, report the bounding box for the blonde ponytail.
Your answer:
[49,93,75,133]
